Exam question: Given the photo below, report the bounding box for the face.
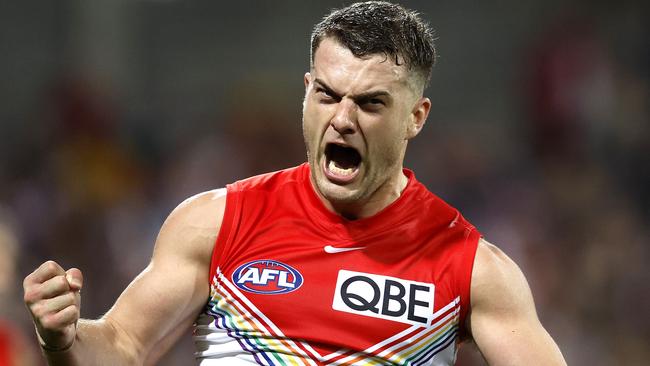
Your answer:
[302,37,430,212]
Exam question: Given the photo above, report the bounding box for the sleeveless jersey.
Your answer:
[193,164,480,366]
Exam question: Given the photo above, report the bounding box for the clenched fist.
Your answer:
[23,261,83,352]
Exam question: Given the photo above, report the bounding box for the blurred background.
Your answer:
[0,0,648,365]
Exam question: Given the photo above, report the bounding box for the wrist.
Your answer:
[36,327,74,353]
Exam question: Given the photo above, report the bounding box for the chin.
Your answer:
[315,177,364,204]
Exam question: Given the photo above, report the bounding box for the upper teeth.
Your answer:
[329,160,355,176]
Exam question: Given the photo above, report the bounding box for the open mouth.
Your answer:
[323,143,362,184]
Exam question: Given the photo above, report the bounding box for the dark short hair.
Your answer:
[310,1,436,89]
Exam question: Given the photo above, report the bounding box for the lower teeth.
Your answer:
[328,160,355,176]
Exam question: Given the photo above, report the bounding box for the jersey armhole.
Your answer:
[208,183,241,282]
[457,226,481,340]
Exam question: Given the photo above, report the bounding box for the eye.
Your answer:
[359,98,385,112]
[316,87,330,97]
[315,87,337,103]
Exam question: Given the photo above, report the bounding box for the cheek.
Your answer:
[304,101,334,134]
[365,120,405,163]
[308,99,333,120]
[302,107,323,149]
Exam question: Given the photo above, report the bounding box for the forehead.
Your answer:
[312,38,412,94]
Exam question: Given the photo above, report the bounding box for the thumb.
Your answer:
[65,268,83,291]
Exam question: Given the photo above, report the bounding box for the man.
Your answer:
[23,2,566,365]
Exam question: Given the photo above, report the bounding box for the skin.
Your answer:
[23,189,226,365]
[303,38,430,219]
[468,239,567,365]
[23,36,566,365]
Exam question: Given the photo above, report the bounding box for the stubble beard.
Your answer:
[302,115,407,213]
[306,141,405,211]
[303,140,362,205]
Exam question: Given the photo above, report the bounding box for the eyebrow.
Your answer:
[314,78,392,103]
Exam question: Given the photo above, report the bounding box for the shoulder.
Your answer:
[472,238,530,308]
[153,189,228,263]
[470,238,532,313]
[168,188,228,227]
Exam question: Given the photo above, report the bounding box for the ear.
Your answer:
[304,72,311,90]
[406,97,431,139]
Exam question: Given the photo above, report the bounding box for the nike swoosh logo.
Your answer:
[324,245,366,254]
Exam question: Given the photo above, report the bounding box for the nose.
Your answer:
[330,99,357,135]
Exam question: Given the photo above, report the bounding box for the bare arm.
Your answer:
[468,239,566,366]
[23,189,226,365]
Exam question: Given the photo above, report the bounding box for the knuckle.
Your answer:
[40,315,54,330]
[29,302,40,316]
[57,307,77,325]
[22,275,31,288]
[65,292,76,303]
[45,261,64,275]
[52,276,69,291]
[24,287,40,304]
[62,306,79,321]
[60,275,70,287]
[23,290,33,304]
[44,261,58,272]
[45,312,65,329]
[32,302,48,318]
[48,312,61,325]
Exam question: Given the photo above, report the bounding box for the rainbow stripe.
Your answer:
[199,268,459,365]
[323,297,459,366]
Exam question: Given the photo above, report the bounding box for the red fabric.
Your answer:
[0,322,15,366]
[210,163,480,357]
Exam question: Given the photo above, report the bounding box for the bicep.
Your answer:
[101,190,225,362]
[468,239,566,365]
[103,257,207,360]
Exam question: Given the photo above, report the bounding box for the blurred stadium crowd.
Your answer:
[0,1,648,365]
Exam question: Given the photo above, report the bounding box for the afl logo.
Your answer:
[232,260,303,295]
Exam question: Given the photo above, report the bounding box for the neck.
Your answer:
[316,169,409,220]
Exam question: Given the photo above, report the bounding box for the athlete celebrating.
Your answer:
[23,2,566,365]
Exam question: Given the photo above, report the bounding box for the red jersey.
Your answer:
[193,163,480,365]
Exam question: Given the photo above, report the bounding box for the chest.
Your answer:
[210,218,462,364]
